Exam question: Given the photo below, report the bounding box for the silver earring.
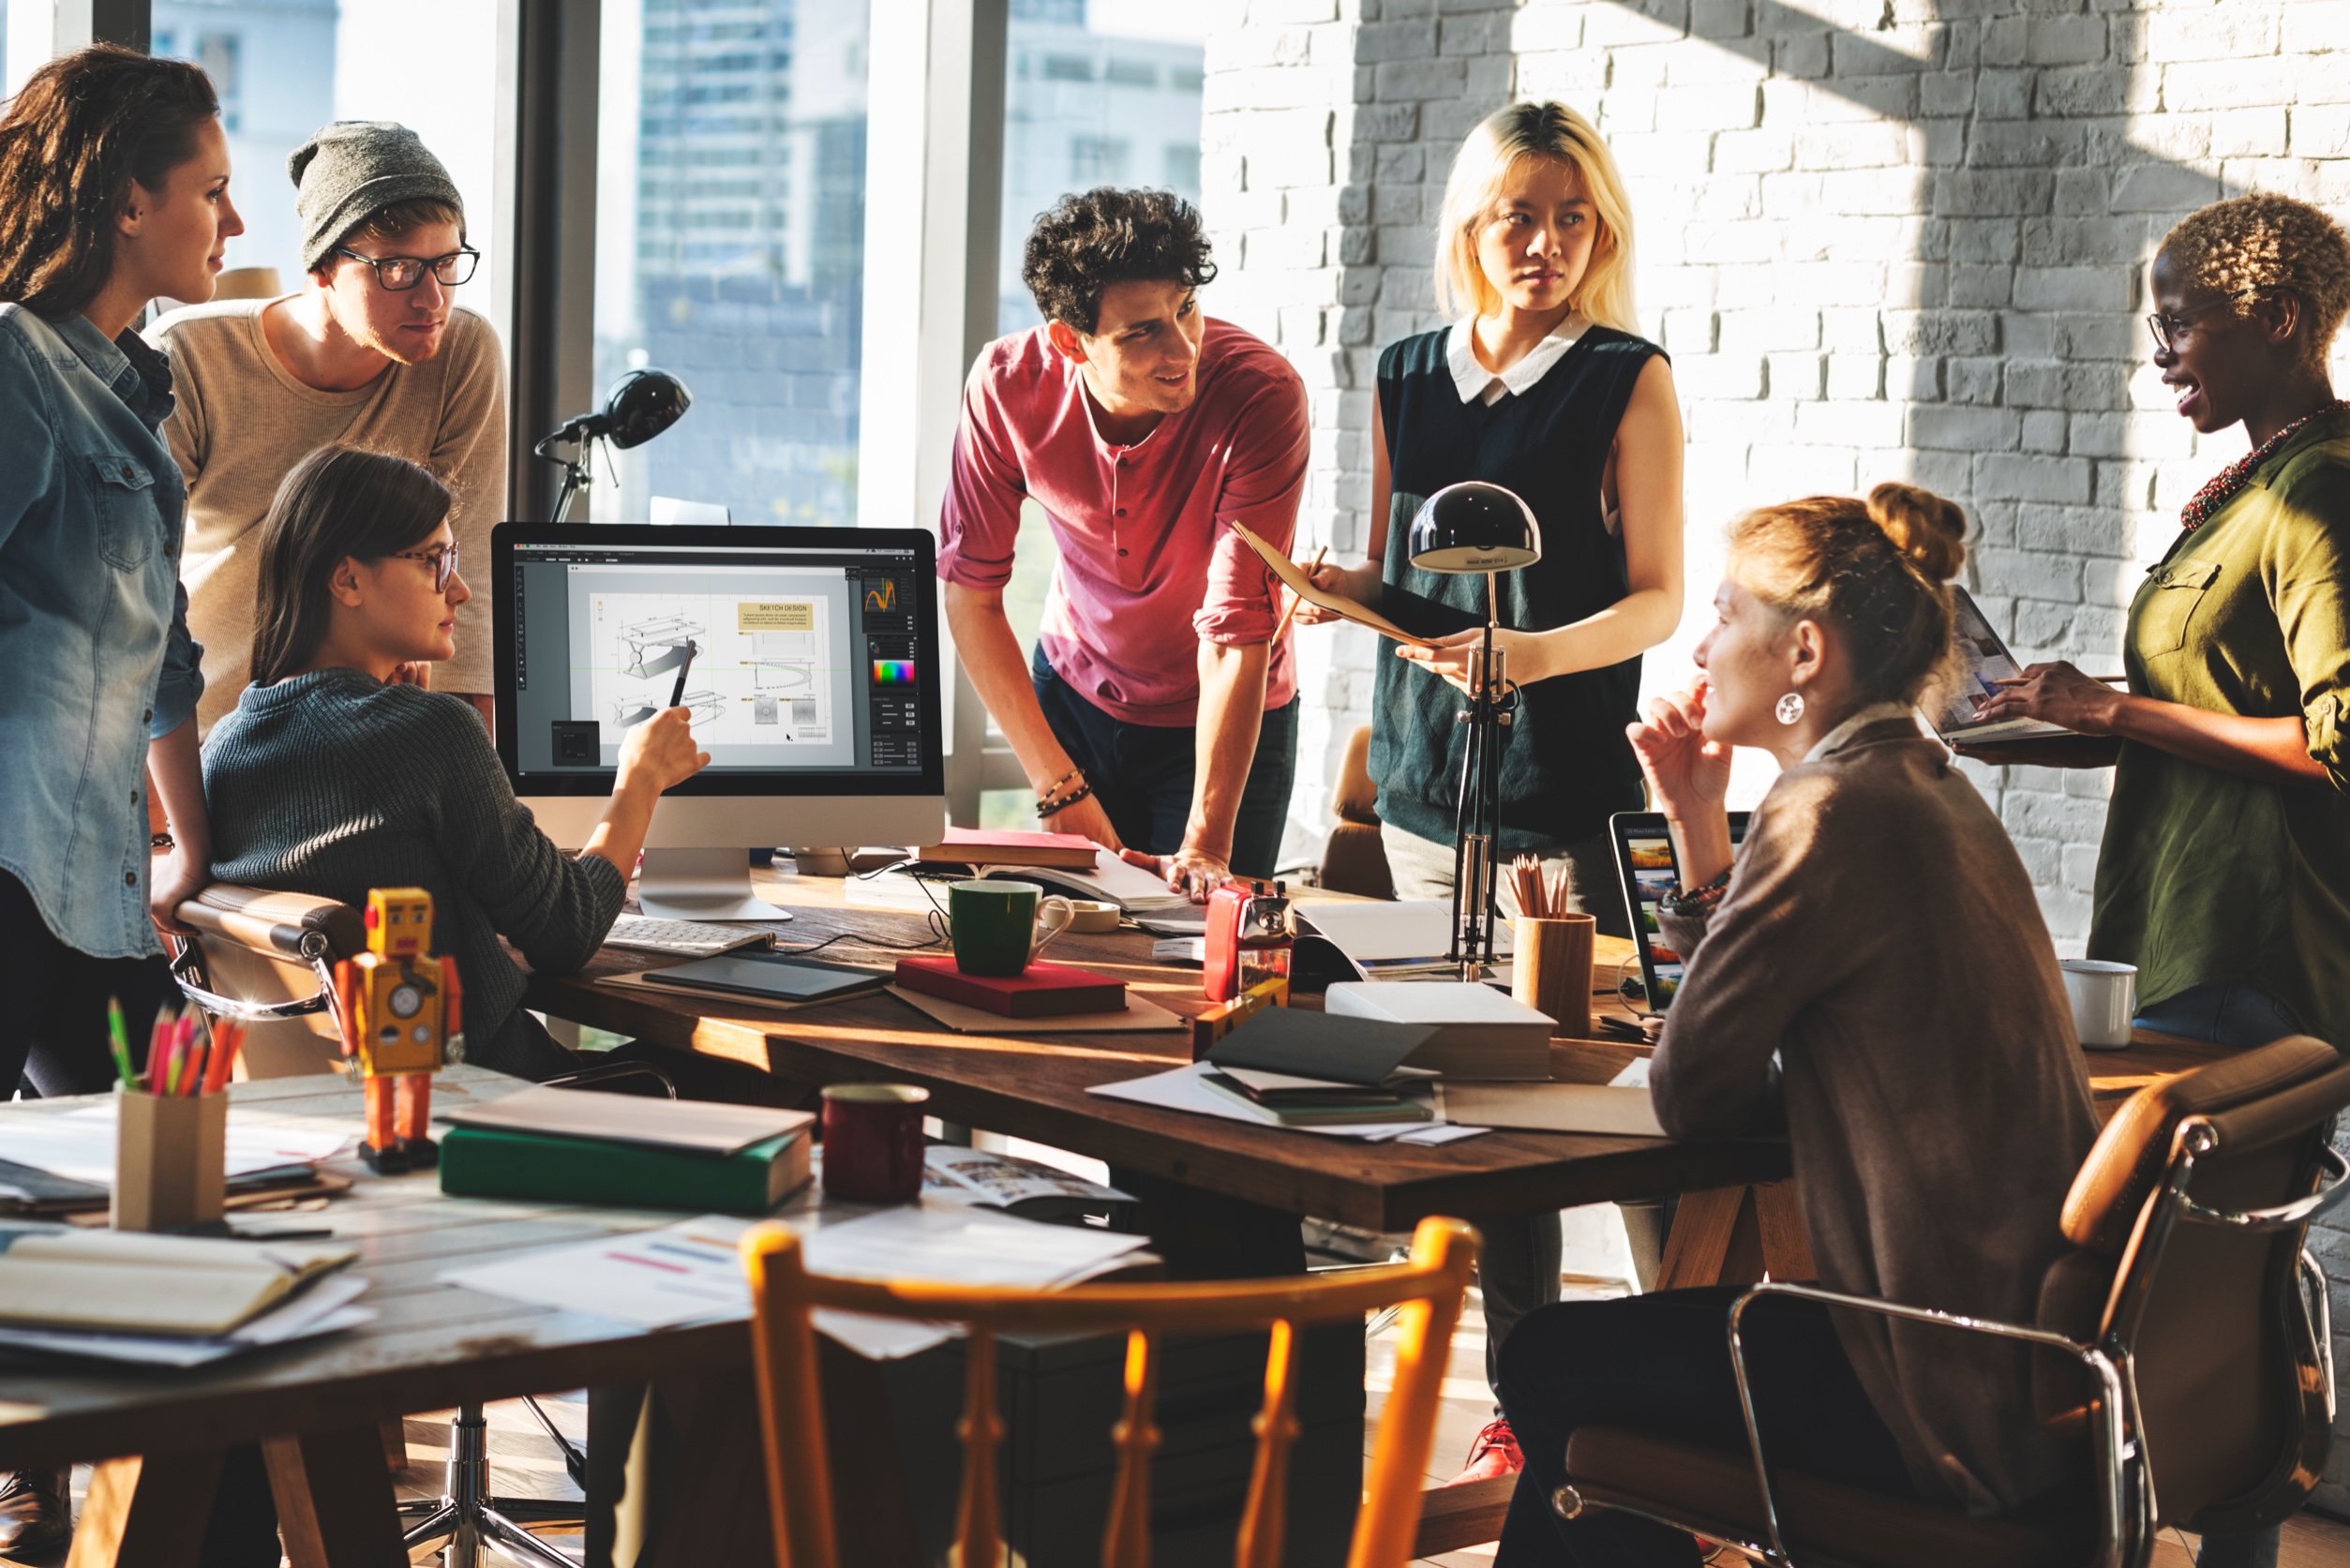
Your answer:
[1775,692,1804,725]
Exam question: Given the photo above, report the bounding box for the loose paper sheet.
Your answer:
[1229,522,1436,648]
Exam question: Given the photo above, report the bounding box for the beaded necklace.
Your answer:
[2178,399,2350,530]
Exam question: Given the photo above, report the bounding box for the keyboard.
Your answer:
[602,915,773,959]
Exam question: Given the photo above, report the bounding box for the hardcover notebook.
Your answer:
[892,956,1125,1018]
[443,1085,814,1156]
[912,827,1100,872]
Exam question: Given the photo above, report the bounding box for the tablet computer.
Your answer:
[1609,811,1750,1013]
[1932,586,2071,743]
[637,951,887,1005]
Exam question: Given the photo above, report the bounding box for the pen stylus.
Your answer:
[668,640,697,708]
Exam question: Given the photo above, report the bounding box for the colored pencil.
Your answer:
[105,996,135,1088]
[145,1007,176,1094]
[201,1022,244,1096]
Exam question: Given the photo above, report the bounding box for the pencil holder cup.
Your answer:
[1513,915,1595,1039]
[112,1084,227,1232]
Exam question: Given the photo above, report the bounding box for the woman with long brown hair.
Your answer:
[203,445,709,1079]
[0,42,243,1558]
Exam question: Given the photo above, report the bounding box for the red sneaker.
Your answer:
[1444,1416,1524,1486]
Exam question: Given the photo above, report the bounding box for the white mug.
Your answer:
[2060,959,2137,1050]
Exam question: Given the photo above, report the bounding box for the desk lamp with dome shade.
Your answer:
[1405,482,1543,976]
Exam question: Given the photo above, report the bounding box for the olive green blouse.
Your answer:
[2088,408,2350,1045]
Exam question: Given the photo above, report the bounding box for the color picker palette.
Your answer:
[871,659,917,685]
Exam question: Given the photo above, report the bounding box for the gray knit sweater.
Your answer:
[202,668,624,1080]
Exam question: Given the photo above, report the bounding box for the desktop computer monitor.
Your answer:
[493,522,947,920]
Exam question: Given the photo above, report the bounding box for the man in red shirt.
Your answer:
[939,188,1309,896]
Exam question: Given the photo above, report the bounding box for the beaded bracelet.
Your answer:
[1037,782,1095,820]
[1656,866,1731,918]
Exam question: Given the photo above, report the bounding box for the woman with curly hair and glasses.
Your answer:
[1971,195,2350,1055]
[1967,186,2350,1568]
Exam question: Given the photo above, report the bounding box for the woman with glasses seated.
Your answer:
[202,445,707,1081]
[1496,485,2097,1566]
[1966,188,2350,1568]
[153,119,505,736]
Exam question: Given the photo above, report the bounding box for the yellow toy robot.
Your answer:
[334,888,462,1172]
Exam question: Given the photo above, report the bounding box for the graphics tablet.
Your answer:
[1609,811,1750,1013]
[637,952,887,1005]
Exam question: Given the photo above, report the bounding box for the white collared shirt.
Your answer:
[1445,314,1588,406]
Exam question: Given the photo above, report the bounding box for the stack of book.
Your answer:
[893,955,1125,1019]
[440,1086,816,1215]
[1198,1009,1439,1127]
[1322,980,1555,1080]
[0,1228,371,1365]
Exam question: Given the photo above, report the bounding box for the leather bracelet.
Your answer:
[1038,782,1094,820]
[1040,766,1081,797]
[150,832,175,851]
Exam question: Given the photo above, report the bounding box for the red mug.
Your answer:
[820,1083,929,1203]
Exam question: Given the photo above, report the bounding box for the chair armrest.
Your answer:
[1725,1281,2134,1568]
[179,885,366,962]
[2175,1136,2350,1233]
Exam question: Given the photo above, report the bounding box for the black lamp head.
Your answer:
[594,368,692,450]
[1407,482,1542,574]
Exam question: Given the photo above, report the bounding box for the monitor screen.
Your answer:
[492,523,943,798]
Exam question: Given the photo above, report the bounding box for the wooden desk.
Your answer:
[526,872,2228,1556]
[528,871,1797,1233]
[0,1068,770,1568]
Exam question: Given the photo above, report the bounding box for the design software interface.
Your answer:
[506,537,924,780]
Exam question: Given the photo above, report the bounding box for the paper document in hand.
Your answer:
[1229,522,1435,648]
[0,1103,348,1187]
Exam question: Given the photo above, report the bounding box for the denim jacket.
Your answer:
[0,305,202,959]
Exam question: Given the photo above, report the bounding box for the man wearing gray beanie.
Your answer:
[149,120,506,733]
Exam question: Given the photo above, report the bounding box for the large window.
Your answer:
[977,0,1207,828]
[151,0,501,326]
[591,0,871,528]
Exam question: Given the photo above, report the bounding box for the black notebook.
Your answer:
[637,951,888,1004]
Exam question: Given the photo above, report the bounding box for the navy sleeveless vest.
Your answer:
[1369,324,1664,854]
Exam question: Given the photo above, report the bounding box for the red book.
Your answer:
[911,827,1100,872]
[893,956,1126,1018]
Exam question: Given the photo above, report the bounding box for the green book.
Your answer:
[438,1124,813,1215]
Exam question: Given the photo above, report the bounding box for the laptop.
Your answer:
[1609,812,1750,1013]
[1932,586,2071,743]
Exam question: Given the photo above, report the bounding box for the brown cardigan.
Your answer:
[1651,719,2098,1515]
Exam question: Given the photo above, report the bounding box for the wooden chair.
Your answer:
[740,1214,1478,1568]
[1551,1033,2350,1568]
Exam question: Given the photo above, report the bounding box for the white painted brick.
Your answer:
[2284,0,2350,54]
[2207,107,2290,158]
[1765,351,1827,399]
[1796,398,1905,447]
[1508,7,1584,53]
[2164,58,2296,112]
[1825,353,1884,399]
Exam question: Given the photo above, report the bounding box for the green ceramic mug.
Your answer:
[948,880,1074,977]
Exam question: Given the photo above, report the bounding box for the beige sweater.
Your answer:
[151,300,507,729]
[1652,719,2098,1515]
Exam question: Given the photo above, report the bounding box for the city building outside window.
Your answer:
[593,0,870,530]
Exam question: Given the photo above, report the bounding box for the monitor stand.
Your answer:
[636,848,792,923]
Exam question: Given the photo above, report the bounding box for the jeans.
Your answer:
[0,870,174,1098]
[1379,821,1635,940]
[1496,1288,1917,1566]
[2129,982,2298,1568]
[1030,647,1299,879]
[2133,984,2305,1050]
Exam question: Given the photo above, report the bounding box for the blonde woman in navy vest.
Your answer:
[1296,99,1686,1485]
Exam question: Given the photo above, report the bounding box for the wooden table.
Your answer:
[527,868,2224,1552]
[0,1068,777,1568]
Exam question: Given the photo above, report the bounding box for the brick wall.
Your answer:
[1202,0,2350,1511]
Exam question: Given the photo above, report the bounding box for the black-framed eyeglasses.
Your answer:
[331,246,481,291]
[386,543,460,591]
[2147,287,2264,352]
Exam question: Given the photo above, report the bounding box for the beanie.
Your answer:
[289,121,464,270]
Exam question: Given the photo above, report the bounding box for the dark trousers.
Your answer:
[1495,1288,1916,1566]
[0,870,175,1097]
[0,873,282,1564]
[1031,648,1299,880]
